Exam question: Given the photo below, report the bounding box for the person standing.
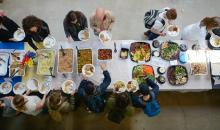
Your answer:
[90,8,115,35]
[63,10,88,42]
[144,8,177,40]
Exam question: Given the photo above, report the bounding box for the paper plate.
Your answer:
[13,29,25,41]
[27,78,39,91]
[78,29,90,41]
[82,64,95,77]
[13,82,26,94]
[62,80,76,94]
[43,35,56,48]
[99,30,112,44]
[112,80,126,93]
[167,25,180,37]
[38,82,51,94]
[0,82,12,94]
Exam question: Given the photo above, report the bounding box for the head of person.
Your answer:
[85,81,95,95]
[95,7,105,21]
[139,84,150,102]
[22,15,43,34]
[115,92,130,109]
[66,11,78,25]
[48,91,63,110]
[166,8,177,20]
[12,95,26,111]
[200,17,220,30]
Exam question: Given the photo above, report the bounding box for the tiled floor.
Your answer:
[1,0,220,130]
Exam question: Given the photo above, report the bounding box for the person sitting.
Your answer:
[78,62,111,113]
[63,10,88,42]
[46,90,76,122]
[144,8,177,40]
[22,15,50,50]
[0,97,17,117]
[130,78,160,116]
[107,92,134,124]
[90,8,115,35]
[182,17,220,49]
[0,10,20,42]
[11,89,47,116]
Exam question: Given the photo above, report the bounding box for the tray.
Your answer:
[76,48,93,73]
[57,48,74,73]
[130,42,151,62]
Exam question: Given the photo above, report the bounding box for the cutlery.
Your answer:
[60,45,66,56]
[49,67,55,78]
[11,49,20,60]
[10,69,19,78]
[114,42,117,53]
[0,57,6,63]
[76,46,80,56]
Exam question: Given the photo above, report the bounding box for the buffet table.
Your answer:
[21,40,212,92]
[0,40,215,96]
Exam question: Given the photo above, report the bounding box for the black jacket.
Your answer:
[63,11,88,41]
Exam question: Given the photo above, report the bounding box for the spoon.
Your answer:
[76,46,80,56]
[60,45,66,56]
[114,42,117,53]
[49,67,55,78]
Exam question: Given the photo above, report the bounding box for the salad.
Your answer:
[167,65,188,85]
[132,65,155,84]
[130,42,151,62]
[161,41,180,61]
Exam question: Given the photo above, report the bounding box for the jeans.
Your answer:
[146,30,160,40]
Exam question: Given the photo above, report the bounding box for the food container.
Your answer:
[157,67,166,74]
[78,29,90,41]
[156,75,166,84]
[0,82,12,94]
[13,82,26,94]
[37,49,56,76]
[62,80,76,94]
[167,65,188,86]
[38,82,51,94]
[132,65,155,84]
[43,35,56,49]
[99,30,112,44]
[0,53,9,76]
[152,50,160,57]
[112,80,126,93]
[97,49,112,60]
[130,42,151,62]
[76,48,93,73]
[152,40,160,48]
[126,80,139,92]
[160,41,180,61]
[120,48,129,59]
[57,48,73,73]
[9,51,26,77]
[167,25,180,37]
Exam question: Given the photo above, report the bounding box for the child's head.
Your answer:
[115,92,130,109]
[166,8,177,20]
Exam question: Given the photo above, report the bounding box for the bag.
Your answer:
[144,9,165,29]
[144,91,160,117]
[86,91,105,113]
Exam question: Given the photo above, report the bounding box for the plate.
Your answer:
[0,53,9,76]
[82,64,95,77]
[112,80,126,93]
[27,78,39,91]
[62,80,76,94]
[132,65,155,84]
[38,82,51,94]
[167,25,180,37]
[43,35,56,49]
[130,42,151,62]
[78,29,90,41]
[13,29,25,41]
[160,41,180,61]
[99,30,112,43]
[210,37,220,48]
[13,82,26,94]
[127,80,139,92]
[0,82,12,94]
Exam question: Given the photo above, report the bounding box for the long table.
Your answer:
[20,40,212,92]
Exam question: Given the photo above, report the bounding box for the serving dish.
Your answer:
[130,42,151,62]
[77,48,92,73]
[160,41,180,61]
[167,65,188,86]
[0,53,9,76]
[98,49,112,60]
[57,49,73,73]
[132,65,155,84]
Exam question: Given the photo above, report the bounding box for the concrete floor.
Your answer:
[1,0,220,130]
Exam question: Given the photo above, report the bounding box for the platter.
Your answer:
[130,42,151,62]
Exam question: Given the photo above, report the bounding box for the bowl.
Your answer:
[62,80,76,94]
[13,82,26,94]
[82,64,95,77]
[99,30,112,44]
[0,82,12,94]
[43,35,56,49]
[13,28,25,41]
[167,25,180,37]
[78,29,90,41]
[112,80,126,93]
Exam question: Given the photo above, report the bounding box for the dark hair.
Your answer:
[48,91,62,110]
[22,15,43,34]
[85,81,95,95]
[115,92,130,109]
[13,95,26,111]
[200,17,220,30]
[65,11,77,25]
[166,8,177,20]
[139,84,150,96]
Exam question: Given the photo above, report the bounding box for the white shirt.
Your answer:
[181,22,207,49]
[152,12,168,32]
[12,96,42,116]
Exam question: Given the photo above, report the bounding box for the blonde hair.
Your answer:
[13,95,27,111]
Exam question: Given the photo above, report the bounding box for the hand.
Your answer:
[9,38,17,42]
[82,74,88,80]
[160,33,166,36]
[71,90,76,96]
[99,62,107,71]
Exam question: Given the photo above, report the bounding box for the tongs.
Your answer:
[0,57,6,63]
[49,67,55,78]
[11,49,20,60]
[60,45,66,56]
[76,46,80,56]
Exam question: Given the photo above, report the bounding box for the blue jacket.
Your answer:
[78,70,111,98]
[130,79,159,109]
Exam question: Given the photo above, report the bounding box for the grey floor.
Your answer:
[1,0,220,130]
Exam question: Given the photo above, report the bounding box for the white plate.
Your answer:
[43,35,56,49]
[167,25,180,37]
[27,78,39,91]
[78,29,90,41]
[82,64,95,77]
[0,82,12,94]
[210,37,220,48]
[38,82,51,94]
[13,29,25,41]
[112,80,126,93]
[0,53,9,76]
[62,80,76,94]
[13,82,26,94]
[99,30,112,44]
[126,80,139,93]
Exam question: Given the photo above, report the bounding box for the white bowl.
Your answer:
[13,28,25,41]
[112,80,126,93]
[99,30,112,44]
[167,25,180,37]
[126,80,139,93]
[27,78,39,91]
[82,64,95,77]
[62,80,76,94]
[43,35,56,49]
[13,82,26,94]
[78,29,90,41]
[0,82,12,94]
[38,82,51,94]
